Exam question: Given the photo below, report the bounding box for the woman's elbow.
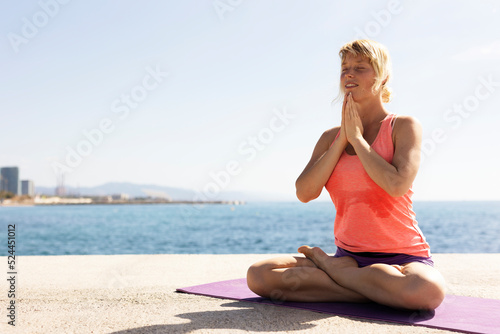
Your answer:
[387,189,406,197]
[295,178,322,203]
[295,185,320,203]
[296,192,312,203]
[386,182,411,197]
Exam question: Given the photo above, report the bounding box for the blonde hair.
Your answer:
[337,39,393,103]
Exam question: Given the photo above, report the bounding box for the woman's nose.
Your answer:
[343,69,354,77]
[343,73,354,80]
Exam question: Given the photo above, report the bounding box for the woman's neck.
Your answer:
[355,96,388,127]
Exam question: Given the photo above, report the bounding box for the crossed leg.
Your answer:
[247,246,446,310]
[247,254,369,303]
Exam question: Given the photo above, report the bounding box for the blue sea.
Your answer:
[1,201,499,256]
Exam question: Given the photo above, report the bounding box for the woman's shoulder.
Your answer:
[393,115,421,131]
[319,126,342,147]
[392,114,422,141]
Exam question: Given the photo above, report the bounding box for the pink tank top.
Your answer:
[325,114,431,257]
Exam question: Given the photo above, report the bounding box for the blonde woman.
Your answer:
[247,40,445,310]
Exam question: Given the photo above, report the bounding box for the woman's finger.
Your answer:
[343,93,349,117]
[342,93,348,124]
[346,93,354,119]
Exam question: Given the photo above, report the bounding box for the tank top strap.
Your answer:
[378,113,397,139]
[390,114,398,130]
[370,113,396,162]
[382,113,397,130]
[333,129,341,141]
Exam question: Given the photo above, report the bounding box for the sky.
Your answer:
[1,0,499,201]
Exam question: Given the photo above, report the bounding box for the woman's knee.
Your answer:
[247,256,315,298]
[247,262,272,297]
[247,258,296,298]
[402,275,446,310]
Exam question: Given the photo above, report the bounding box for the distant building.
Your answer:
[21,180,35,197]
[55,172,66,196]
[111,193,129,201]
[0,167,20,195]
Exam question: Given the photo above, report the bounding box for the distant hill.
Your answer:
[35,182,294,202]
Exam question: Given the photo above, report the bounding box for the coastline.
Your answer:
[1,253,499,333]
[0,200,244,207]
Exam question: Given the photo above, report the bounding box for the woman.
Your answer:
[247,39,446,310]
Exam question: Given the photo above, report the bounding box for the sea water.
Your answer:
[1,201,499,255]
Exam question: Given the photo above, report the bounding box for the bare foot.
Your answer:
[299,246,404,273]
[297,245,330,268]
[298,245,359,281]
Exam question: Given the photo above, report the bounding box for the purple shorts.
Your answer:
[334,247,434,268]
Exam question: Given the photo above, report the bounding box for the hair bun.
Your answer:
[382,85,392,103]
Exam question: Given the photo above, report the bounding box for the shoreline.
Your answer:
[1,253,499,333]
[0,200,245,207]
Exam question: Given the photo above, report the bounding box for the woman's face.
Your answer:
[340,54,379,101]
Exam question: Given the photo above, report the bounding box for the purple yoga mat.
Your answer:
[177,278,500,334]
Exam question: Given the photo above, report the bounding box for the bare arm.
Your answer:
[295,128,348,202]
[296,94,353,202]
[345,95,422,197]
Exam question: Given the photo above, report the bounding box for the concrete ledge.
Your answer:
[1,254,499,333]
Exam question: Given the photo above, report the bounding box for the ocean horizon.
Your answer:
[1,201,499,256]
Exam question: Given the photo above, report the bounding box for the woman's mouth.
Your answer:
[345,83,358,89]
